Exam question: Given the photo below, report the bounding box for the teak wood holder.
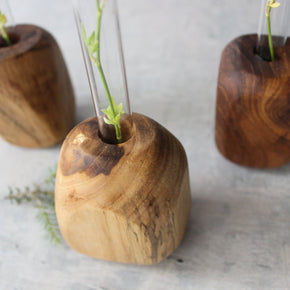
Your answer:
[0,25,75,147]
[215,35,290,168]
[55,113,191,265]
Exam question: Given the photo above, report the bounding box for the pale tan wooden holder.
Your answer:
[55,113,191,265]
[0,25,75,147]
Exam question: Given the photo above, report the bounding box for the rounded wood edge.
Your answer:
[221,34,290,77]
[215,134,290,169]
[0,24,50,61]
[55,113,191,264]
[58,112,189,178]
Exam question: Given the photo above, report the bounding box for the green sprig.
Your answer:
[0,10,11,46]
[82,0,123,143]
[102,98,124,126]
[265,0,280,61]
[5,166,62,244]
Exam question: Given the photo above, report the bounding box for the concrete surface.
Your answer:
[1,0,290,289]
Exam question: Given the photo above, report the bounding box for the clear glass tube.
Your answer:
[256,0,289,60]
[72,0,133,144]
[0,0,16,47]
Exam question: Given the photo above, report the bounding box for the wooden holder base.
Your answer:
[0,25,75,147]
[55,113,191,265]
[215,35,290,168]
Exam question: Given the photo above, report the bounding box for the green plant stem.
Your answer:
[266,7,275,61]
[94,0,122,143]
[0,26,11,46]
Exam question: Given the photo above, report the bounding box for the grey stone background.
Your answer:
[1,0,290,289]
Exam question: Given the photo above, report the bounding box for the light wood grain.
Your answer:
[55,113,191,265]
[2,1,290,288]
[0,25,75,147]
[215,35,290,168]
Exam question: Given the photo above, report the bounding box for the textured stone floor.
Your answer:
[1,0,290,289]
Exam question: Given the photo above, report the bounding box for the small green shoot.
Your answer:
[82,0,123,143]
[0,10,11,46]
[265,0,280,61]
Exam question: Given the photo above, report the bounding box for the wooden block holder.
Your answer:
[55,113,192,265]
[215,35,290,168]
[0,25,75,147]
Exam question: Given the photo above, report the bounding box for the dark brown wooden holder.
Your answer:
[0,25,75,148]
[55,113,192,265]
[215,34,290,168]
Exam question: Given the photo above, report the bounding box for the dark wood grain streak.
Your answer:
[60,118,125,177]
[215,34,290,168]
[0,25,75,147]
[55,113,191,265]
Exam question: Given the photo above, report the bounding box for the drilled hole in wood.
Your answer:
[0,33,20,48]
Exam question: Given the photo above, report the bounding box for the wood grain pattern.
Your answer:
[55,113,191,265]
[0,25,75,147]
[215,35,290,168]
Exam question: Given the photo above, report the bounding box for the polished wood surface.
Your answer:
[0,25,75,147]
[215,35,290,168]
[55,113,191,265]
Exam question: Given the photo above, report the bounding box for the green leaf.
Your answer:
[0,11,7,27]
[101,108,108,115]
[269,2,280,8]
[91,41,98,54]
[102,107,114,119]
[81,24,86,39]
[88,31,96,46]
[103,117,115,125]
[115,114,121,124]
[117,103,124,114]
[110,96,117,113]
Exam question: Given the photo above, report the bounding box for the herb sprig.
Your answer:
[5,166,62,244]
[82,0,124,143]
[265,0,280,61]
[0,10,11,46]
